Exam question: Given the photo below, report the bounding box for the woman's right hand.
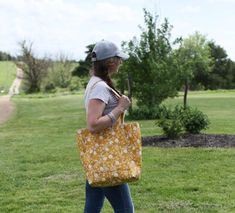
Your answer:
[117,95,131,112]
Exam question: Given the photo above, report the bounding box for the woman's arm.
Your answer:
[87,99,123,133]
[87,95,130,133]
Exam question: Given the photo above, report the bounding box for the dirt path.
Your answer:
[0,68,23,125]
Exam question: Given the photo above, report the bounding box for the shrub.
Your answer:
[156,105,210,138]
[181,107,210,134]
[156,105,184,138]
[157,118,183,139]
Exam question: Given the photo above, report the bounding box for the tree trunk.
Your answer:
[184,80,188,109]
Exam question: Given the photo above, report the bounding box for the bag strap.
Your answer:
[90,79,125,124]
[106,87,125,124]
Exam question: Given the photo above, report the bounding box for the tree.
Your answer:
[206,41,235,89]
[72,44,95,77]
[44,54,73,89]
[17,40,49,93]
[175,32,211,108]
[118,9,180,116]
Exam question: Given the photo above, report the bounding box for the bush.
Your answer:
[181,107,210,134]
[156,105,210,138]
[156,105,184,138]
[40,78,56,93]
[157,118,183,139]
[69,76,82,91]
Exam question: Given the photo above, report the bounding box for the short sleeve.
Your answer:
[88,82,110,104]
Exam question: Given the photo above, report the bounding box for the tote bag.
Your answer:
[77,82,142,187]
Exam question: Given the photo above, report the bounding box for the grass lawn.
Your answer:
[0,61,17,95]
[0,92,234,212]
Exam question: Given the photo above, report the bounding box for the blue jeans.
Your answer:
[84,180,134,213]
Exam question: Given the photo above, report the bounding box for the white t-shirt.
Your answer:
[84,76,118,116]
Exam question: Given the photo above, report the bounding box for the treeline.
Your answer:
[0,51,16,61]
[15,41,81,93]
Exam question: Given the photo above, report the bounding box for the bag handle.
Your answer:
[90,80,125,124]
[107,87,125,124]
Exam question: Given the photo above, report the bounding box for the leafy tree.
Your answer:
[175,32,211,108]
[44,54,73,90]
[118,9,180,116]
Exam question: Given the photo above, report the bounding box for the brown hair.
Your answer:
[91,55,121,96]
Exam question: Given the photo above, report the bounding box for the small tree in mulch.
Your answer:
[156,105,210,139]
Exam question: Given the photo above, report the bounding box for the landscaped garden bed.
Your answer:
[142,134,235,148]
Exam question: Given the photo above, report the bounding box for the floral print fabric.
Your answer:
[77,119,142,187]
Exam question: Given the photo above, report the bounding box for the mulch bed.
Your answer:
[142,134,235,148]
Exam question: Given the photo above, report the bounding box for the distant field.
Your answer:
[0,61,16,95]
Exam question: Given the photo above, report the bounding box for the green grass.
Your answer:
[0,92,235,212]
[0,61,17,95]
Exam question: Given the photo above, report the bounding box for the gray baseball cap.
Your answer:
[91,40,129,61]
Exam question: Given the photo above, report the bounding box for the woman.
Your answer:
[83,40,134,213]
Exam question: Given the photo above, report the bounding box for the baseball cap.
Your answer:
[91,40,129,61]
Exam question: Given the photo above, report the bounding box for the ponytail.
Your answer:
[92,57,122,96]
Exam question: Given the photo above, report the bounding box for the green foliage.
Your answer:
[156,105,210,138]
[128,105,170,120]
[42,82,56,93]
[41,55,78,93]
[156,105,184,138]
[47,60,73,88]
[157,119,183,139]
[203,41,235,90]
[174,32,212,108]
[0,51,14,61]
[118,9,181,112]
[181,107,210,134]
[69,76,82,91]
[72,44,94,77]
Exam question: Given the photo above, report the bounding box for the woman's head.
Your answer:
[92,40,128,62]
[92,56,122,77]
[91,40,128,88]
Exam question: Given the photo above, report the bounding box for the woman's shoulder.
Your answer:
[96,81,109,88]
[86,76,109,92]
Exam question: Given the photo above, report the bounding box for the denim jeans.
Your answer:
[84,180,134,213]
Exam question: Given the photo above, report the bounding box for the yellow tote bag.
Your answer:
[77,85,142,187]
[77,118,142,187]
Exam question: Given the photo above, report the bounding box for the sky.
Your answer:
[1,0,235,61]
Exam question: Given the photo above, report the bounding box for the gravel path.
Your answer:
[0,67,23,125]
